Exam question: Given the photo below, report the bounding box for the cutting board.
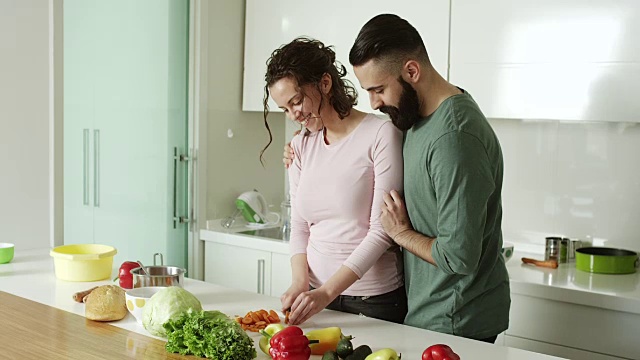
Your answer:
[0,291,192,359]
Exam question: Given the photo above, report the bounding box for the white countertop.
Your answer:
[507,249,640,315]
[0,248,563,360]
[201,226,640,316]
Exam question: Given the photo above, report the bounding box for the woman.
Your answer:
[261,37,406,325]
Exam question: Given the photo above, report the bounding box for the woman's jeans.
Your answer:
[324,286,408,324]
[318,285,498,341]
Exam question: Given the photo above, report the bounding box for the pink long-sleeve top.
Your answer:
[288,114,404,296]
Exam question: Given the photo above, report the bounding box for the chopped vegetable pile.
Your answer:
[164,309,256,360]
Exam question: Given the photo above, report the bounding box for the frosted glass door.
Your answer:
[63,0,96,247]
[63,0,189,269]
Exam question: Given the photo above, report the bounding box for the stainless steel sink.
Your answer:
[238,226,287,241]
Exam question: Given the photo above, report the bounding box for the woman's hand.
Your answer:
[287,288,333,325]
[280,282,308,314]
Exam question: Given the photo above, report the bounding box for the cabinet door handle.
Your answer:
[257,259,265,294]
[83,129,90,205]
[172,147,178,228]
[261,259,266,294]
[93,129,100,207]
[172,147,191,228]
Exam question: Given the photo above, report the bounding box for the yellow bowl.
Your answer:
[50,244,117,281]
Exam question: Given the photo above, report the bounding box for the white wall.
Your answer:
[493,118,640,253]
[0,0,52,250]
[205,0,285,221]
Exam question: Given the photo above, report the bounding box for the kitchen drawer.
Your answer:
[507,293,640,359]
[504,335,625,360]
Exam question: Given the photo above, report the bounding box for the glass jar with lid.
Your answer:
[280,197,291,241]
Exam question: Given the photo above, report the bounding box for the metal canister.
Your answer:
[545,237,561,261]
[568,239,581,261]
[559,238,569,263]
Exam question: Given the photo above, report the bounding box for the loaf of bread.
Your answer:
[85,285,127,321]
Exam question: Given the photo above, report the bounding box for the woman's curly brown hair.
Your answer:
[259,37,358,165]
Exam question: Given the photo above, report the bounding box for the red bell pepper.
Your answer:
[117,261,139,289]
[269,326,318,360]
[422,344,460,360]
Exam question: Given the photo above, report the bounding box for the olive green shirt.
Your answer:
[402,90,510,339]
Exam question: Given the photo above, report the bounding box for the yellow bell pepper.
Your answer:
[305,327,351,355]
[365,348,401,360]
[258,323,286,355]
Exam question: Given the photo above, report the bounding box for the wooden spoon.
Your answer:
[521,257,559,269]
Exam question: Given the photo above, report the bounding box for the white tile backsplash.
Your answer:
[491,118,640,253]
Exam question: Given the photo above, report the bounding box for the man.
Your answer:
[348,14,510,343]
[283,13,509,343]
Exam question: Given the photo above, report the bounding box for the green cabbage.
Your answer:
[142,287,202,337]
[164,309,256,360]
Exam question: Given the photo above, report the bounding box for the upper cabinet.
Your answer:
[450,0,640,122]
[243,0,450,112]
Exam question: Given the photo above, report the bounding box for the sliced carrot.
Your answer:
[238,309,282,329]
[259,312,269,322]
[250,312,261,323]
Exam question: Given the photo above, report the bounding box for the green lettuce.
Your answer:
[164,309,256,360]
[142,287,203,338]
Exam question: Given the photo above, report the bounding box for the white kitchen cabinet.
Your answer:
[243,0,450,112]
[504,336,625,360]
[450,0,640,122]
[204,242,273,295]
[507,293,640,359]
[202,229,292,297]
[63,0,190,268]
[270,252,292,298]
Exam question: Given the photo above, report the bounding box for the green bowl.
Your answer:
[575,247,639,274]
[0,243,15,264]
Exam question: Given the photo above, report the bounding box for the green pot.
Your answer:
[0,243,14,264]
[575,247,639,274]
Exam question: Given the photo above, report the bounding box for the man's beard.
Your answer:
[379,77,422,131]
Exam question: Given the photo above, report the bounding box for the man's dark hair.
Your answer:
[260,37,358,164]
[349,14,430,69]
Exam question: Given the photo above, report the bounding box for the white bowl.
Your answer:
[125,287,165,324]
[501,242,515,263]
